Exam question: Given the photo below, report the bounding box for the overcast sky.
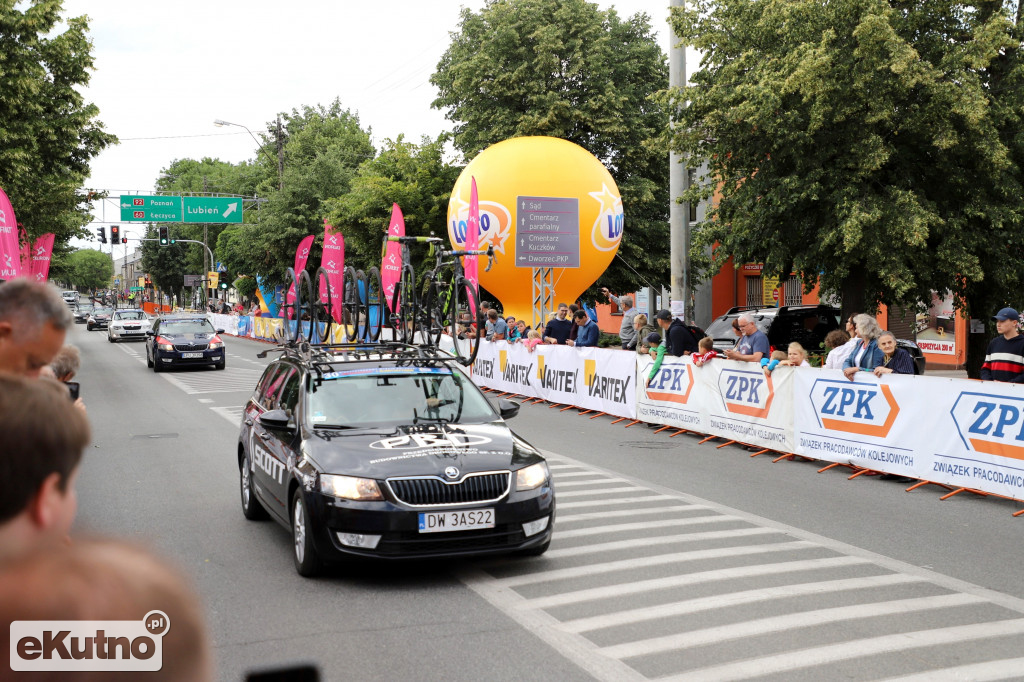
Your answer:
[61,0,681,240]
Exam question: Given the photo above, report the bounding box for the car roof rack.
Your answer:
[258,340,461,387]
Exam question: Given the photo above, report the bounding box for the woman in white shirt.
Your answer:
[825,317,858,370]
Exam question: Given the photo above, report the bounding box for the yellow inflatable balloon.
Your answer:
[447,136,624,327]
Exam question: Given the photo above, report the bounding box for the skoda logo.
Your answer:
[444,466,460,480]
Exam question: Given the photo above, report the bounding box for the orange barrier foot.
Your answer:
[698,435,718,445]
[905,480,954,493]
[939,487,989,501]
[772,453,794,463]
[818,462,855,474]
[528,398,546,405]
[548,403,562,409]
[652,425,673,434]
[1013,509,1024,517]
[715,440,737,449]
[669,429,688,437]
[610,417,627,425]
[749,449,771,458]
[848,468,878,480]
[588,412,606,420]
[623,420,643,428]
[578,410,593,416]
[559,405,576,412]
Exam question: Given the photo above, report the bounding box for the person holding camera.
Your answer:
[602,287,638,349]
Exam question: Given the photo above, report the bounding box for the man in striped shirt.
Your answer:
[980,307,1024,382]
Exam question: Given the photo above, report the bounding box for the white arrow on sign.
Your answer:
[222,202,238,218]
[120,203,132,208]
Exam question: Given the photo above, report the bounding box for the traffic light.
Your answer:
[96,227,106,244]
[158,226,169,246]
[121,237,128,244]
[110,225,120,243]
[218,280,229,290]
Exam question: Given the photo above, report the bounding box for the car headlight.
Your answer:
[516,462,549,491]
[320,474,383,501]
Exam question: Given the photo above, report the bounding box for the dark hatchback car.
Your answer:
[86,307,113,331]
[706,305,925,374]
[145,316,226,372]
[237,344,554,576]
[73,303,94,324]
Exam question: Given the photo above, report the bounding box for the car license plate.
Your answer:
[418,509,494,533]
[181,352,204,358]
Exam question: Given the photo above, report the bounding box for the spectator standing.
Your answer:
[634,314,658,355]
[980,307,1024,382]
[0,279,72,378]
[723,313,767,362]
[874,331,916,376]
[485,309,508,341]
[602,288,639,349]
[569,310,599,347]
[544,303,573,345]
[653,309,700,356]
[568,304,580,342]
[49,344,81,382]
[823,329,853,370]
[843,314,885,379]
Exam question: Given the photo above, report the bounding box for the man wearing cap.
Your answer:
[654,309,699,356]
[980,307,1024,382]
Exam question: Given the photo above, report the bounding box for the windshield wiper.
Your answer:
[313,423,358,429]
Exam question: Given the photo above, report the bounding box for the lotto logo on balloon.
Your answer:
[450,201,512,254]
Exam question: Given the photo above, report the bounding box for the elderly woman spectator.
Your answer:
[633,314,658,355]
[874,331,916,376]
[843,314,884,380]
[823,329,852,370]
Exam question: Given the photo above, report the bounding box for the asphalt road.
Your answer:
[69,322,1024,682]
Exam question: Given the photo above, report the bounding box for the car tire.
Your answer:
[107,334,115,343]
[214,360,225,370]
[240,451,269,521]
[87,324,93,331]
[146,349,153,368]
[518,538,551,557]
[291,489,322,577]
[153,356,163,372]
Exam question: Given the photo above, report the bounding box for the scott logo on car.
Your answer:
[646,361,695,405]
[808,378,899,438]
[950,391,1024,461]
[717,368,774,418]
[369,434,493,450]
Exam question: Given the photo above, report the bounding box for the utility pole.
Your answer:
[202,175,209,310]
[669,0,691,321]
[276,115,284,190]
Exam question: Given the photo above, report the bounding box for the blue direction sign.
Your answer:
[120,195,183,222]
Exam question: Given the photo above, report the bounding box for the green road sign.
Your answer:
[183,197,242,224]
[130,286,143,292]
[120,195,182,222]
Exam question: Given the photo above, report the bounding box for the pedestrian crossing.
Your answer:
[459,453,1024,681]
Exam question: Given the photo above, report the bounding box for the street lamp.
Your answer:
[213,118,283,189]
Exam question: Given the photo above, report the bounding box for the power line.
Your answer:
[118,132,250,141]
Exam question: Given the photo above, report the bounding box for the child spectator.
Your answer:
[785,341,811,367]
[692,337,718,366]
[644,332,666,388]
[523,329,543,352]
[760,349,789,374]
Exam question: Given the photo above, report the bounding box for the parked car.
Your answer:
[107,309,152,342]
[86,307,113,331]
[704,305,925,374]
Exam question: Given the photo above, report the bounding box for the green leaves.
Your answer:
[68,248,113,291]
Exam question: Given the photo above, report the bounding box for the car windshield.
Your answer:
[160,320,214,334]
[94,308,112,315]
[114,311,146,320]
[308,368,496,428]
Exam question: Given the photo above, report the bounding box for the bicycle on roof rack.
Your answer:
[384,234,493,365]
[278,263,383,346]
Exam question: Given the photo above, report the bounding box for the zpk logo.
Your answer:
[645,362,695,405]
[808,378,899,437]
[951,391,1024,461]
[718,368,774,418]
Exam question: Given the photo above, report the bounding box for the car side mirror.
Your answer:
[216,328,225,334]
[259,409,295,432]
[498,398,520,420]
[145,330,154,336]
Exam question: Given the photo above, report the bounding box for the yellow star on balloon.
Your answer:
[588,183,622,216]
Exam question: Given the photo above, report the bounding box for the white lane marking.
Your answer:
[557,495,676,509]
[561,573,925,633]
[551,470,611,479]
[211,406,244,426]
[663,619,1024,682]
[555,486,647,498]
[548,464,585,470]
[198,398,214,404]
[495,541,815,588]
[545,527,779,560]
[878,657,1024,682]
[555,514,739,539]
[116,344,147,365]
[557,505,709,523]
[604,592,985,660]
[518,556,872,610]
[553,477,630,488]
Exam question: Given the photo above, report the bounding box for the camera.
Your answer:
[65,381,80,401]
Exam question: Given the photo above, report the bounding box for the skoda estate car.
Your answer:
[86,307,113,331]
[237,344,554,576]
[145,316,226,371]
[107,309,152,342]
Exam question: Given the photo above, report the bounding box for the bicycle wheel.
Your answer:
[297,270,315,342]
[390,265,417,344]
[450,276,482,364]
[280,268,299,343]
[418,272,444,348]
[341,266,362,342]
[364,266,383,342]
[312,266,333,344]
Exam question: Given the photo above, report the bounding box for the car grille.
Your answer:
[174,342,208,351]
[387,472,510,507]
[373,525,526,556]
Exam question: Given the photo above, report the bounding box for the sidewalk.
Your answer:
[927,369,968,379]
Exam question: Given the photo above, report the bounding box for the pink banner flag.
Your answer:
[284,234,316,318]
[381,203,405,312]
[0,187,22,279]
[321,220,345,323]
[29,233,55,282]
[465,177,480,290]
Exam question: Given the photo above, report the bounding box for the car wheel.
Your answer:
[153,356,163,372]
[518,538,551,557]
[214,360,226,370]
[107,334,115,343]
[239,451,269,521]
[87,324,93,331]
[291,489,322,577]
[146,349,153,368]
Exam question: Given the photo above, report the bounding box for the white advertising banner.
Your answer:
[472,342,635,419]
[636,355,707,433]
[698,359,797,452]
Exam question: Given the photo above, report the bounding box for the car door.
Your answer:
[250,365,298,519]
[148,319,160,363]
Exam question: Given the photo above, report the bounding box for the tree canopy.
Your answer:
[669,0,1024,342]
[431,0,670,294]
[68,248,113,291]
[0,0,115,246]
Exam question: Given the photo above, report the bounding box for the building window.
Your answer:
[784,276,803,306]
[746,276,762,307]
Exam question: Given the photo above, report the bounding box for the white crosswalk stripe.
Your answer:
[159,367,262,394]
[458,450,1024,682]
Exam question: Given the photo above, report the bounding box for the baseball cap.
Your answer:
[646,332,663,345]
[654,309,672,322]
[993,307,1020,322]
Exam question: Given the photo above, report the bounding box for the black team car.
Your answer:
[237,342,554,576]
[145,315,226,371]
